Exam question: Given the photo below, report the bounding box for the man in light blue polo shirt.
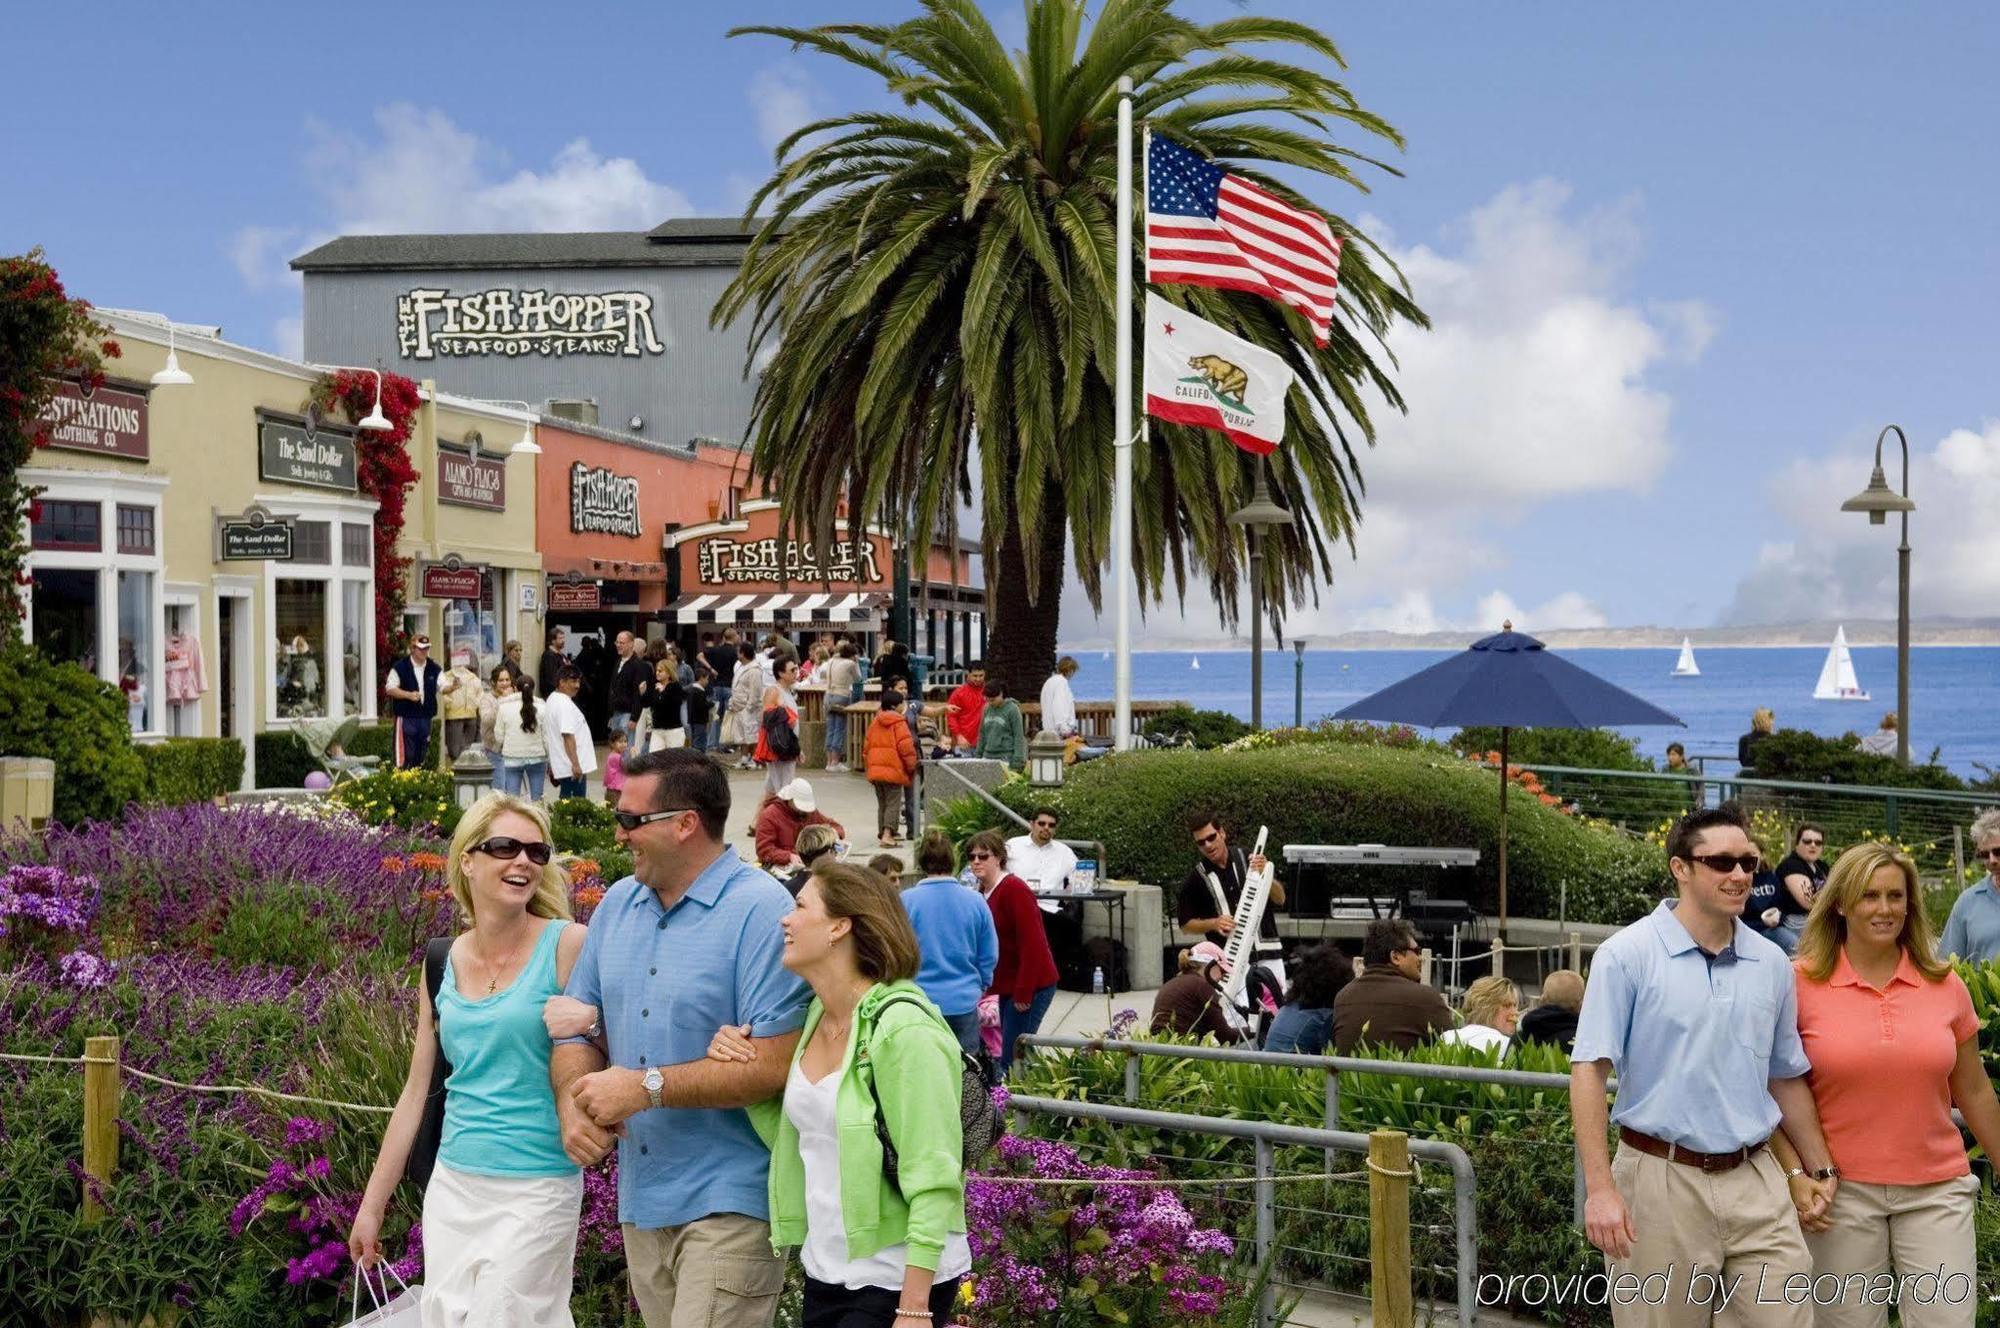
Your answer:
[1571,804,1839,1327]
[552,749,809,1328]
[1940,809,2000,963]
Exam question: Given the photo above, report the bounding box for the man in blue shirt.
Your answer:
[1940,809,2000,963]
[553,749,809,1328]
[1571,804,1838,1327]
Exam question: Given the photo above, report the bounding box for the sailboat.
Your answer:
[1671,637,1700,677]
[1811,626,1870,701]
[1190,656,1201,671]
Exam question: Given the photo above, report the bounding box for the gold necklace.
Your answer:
[474,929,532,994]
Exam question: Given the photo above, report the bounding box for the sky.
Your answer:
[5,2,1998,642]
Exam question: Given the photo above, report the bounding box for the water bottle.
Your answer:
[1091,966,1105,995]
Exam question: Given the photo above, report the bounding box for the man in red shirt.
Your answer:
[947,663,988,753]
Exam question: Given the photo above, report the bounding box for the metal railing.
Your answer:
[1006,1091,1478,1328]
[923,758,1109,876]
[1519,763,1991,873]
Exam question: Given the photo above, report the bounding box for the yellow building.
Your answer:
[20,310,538,785]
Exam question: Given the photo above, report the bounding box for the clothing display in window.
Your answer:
[165,631,207,702]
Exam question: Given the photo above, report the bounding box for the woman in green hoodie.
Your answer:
[706,860,971,1327]
[972,678,1027,770]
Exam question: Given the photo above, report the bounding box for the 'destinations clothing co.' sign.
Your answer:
[396,288,666,360]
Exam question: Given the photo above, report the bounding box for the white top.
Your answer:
[542,691,597,778]
[492,695,549,761]
[1005,835,1078,894]
[1039,672,1078,736]
[785,1061,972,1292]
[1438,1024,1510,1056]
[1858,729,1899,756]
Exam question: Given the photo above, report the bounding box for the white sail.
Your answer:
[1812,626,1870,701]
[1672,637,1700,677]
[1190,656,1201,671]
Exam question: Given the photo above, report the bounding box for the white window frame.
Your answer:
[256,491,379,727]
[19,468,170,738]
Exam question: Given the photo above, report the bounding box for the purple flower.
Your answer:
[283,1116,334,1147]
[57,949,113,989]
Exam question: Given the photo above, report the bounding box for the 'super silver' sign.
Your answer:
[397,287,666,360]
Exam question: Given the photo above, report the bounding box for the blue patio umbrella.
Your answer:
[1334,624,1683,934]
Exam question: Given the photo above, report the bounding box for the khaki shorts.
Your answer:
[623,1212,786,1328]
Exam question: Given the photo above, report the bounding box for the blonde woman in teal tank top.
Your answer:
[348,793,594,1327]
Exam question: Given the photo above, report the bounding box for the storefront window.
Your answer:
[342,522,372,567]
[275,579,328,718]
[30,500,101,552]
[31,568,99,673]
[342,581,367,715]
[117,570,155,732]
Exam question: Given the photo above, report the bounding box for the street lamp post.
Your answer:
[1839,425,1916,764]
[1229,464,1293,731]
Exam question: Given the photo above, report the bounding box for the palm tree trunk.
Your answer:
[985,476,1068,703]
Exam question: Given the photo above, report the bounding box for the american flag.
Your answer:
[1145,132,1342,347]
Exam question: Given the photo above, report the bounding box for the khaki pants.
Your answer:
[1606,1144,1813,1327]
[1804,1174,1979,1328]
[624,1212,786,1328]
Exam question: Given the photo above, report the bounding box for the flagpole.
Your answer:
[1113,75,1135,751]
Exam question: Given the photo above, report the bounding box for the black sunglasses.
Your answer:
[1686,853,1761,876]
[613,807,693,832]
[1194,831,1221,847]
[472,837,552,866]
[1977,848,2000,862]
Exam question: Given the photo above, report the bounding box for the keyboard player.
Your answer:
[1177,809,1286,1003]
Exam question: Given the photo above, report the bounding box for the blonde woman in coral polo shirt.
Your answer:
[1771,841,2000,1328]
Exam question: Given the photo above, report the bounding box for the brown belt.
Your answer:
[1618,1126,1766,1173]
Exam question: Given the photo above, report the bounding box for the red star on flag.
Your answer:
[1162,320,1175,335]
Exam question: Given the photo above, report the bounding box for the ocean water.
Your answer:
[1068,646,2000,778]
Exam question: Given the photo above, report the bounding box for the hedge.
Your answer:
[137,738,245,805]
[0,643,147,825]
[1451,725,1654,772]
[253,724,401,788]
[1746,727,1967,790]
[992,744,1666,923]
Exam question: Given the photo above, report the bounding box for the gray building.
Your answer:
[292,218,768,447]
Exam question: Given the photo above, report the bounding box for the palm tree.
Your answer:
[717,0,1424,696]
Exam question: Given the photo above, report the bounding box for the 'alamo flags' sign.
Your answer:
[397,288,667,360]
[1142,292,1294,456]
[259,418,358,492]
[570,463,642,537]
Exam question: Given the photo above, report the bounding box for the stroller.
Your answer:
[295,716,381,786]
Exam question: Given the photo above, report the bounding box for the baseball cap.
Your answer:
[412,634,431,650]
[1189,940,1232,976]
[777,778,816,813]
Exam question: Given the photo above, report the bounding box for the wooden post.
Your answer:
[1490,941,1505,978]
[82,1034,120,1225]
[1369,1129,1413,1328]
[1569,930,1584,973]
[1417,948,1432,987]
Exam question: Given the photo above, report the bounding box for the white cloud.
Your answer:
[271,315,304,361]
[229,226,298,290]
[1721,422,2000,624]
[298,105,691,235]
[747,65,818,155]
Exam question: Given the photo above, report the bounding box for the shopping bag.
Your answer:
[348,1263,424,1327]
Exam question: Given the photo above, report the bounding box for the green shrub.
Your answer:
[549,796,618,853]
[254,723,398,788]
[1747,727,1965,790]
[1001,744,1664,923]
[1145,703,1250,749]
[327,767,462,836]
[138,737,246,804]
[0,642,148,825]
[1226,719,1447,752]
[1452,725,1654,772]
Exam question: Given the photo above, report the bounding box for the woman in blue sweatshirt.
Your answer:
[898,830,998,1054]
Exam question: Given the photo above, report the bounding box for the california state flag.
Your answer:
[1142,292,1295,456]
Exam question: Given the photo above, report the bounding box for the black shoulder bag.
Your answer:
[404,938,454,1189]
[862,993,1004,1188]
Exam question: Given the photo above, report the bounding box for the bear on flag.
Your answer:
[1142,292,1294,456]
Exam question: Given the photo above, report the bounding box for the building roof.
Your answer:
[290,217,784,273]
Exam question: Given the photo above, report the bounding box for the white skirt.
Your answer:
[647,727,686,752]
[420,1163,582,1328]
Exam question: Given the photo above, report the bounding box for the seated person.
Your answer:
[1149,942,1246,1044]
[1513,969,1584,1053]
[1263,944,1353,1056]
[1437,975,1519,1056]
[753,777,845,871]
[1332,919,1454,1054]
[1005,806,1078,894]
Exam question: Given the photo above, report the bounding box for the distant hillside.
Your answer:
[1059,617,2000,652]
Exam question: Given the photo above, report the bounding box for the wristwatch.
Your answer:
[643,1066,664,1110]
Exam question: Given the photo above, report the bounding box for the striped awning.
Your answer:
[662,591,888,626]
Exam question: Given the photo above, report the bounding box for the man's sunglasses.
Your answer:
[1978,848,2000,862]
[1685,853,1761,876]
[1194,832,1221,847]
[1032,820,1058,830]
[1798,837,1824,847]
[471,837,553,866]
[613,807,693,832]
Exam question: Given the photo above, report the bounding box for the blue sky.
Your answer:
[6,2,1998,639]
